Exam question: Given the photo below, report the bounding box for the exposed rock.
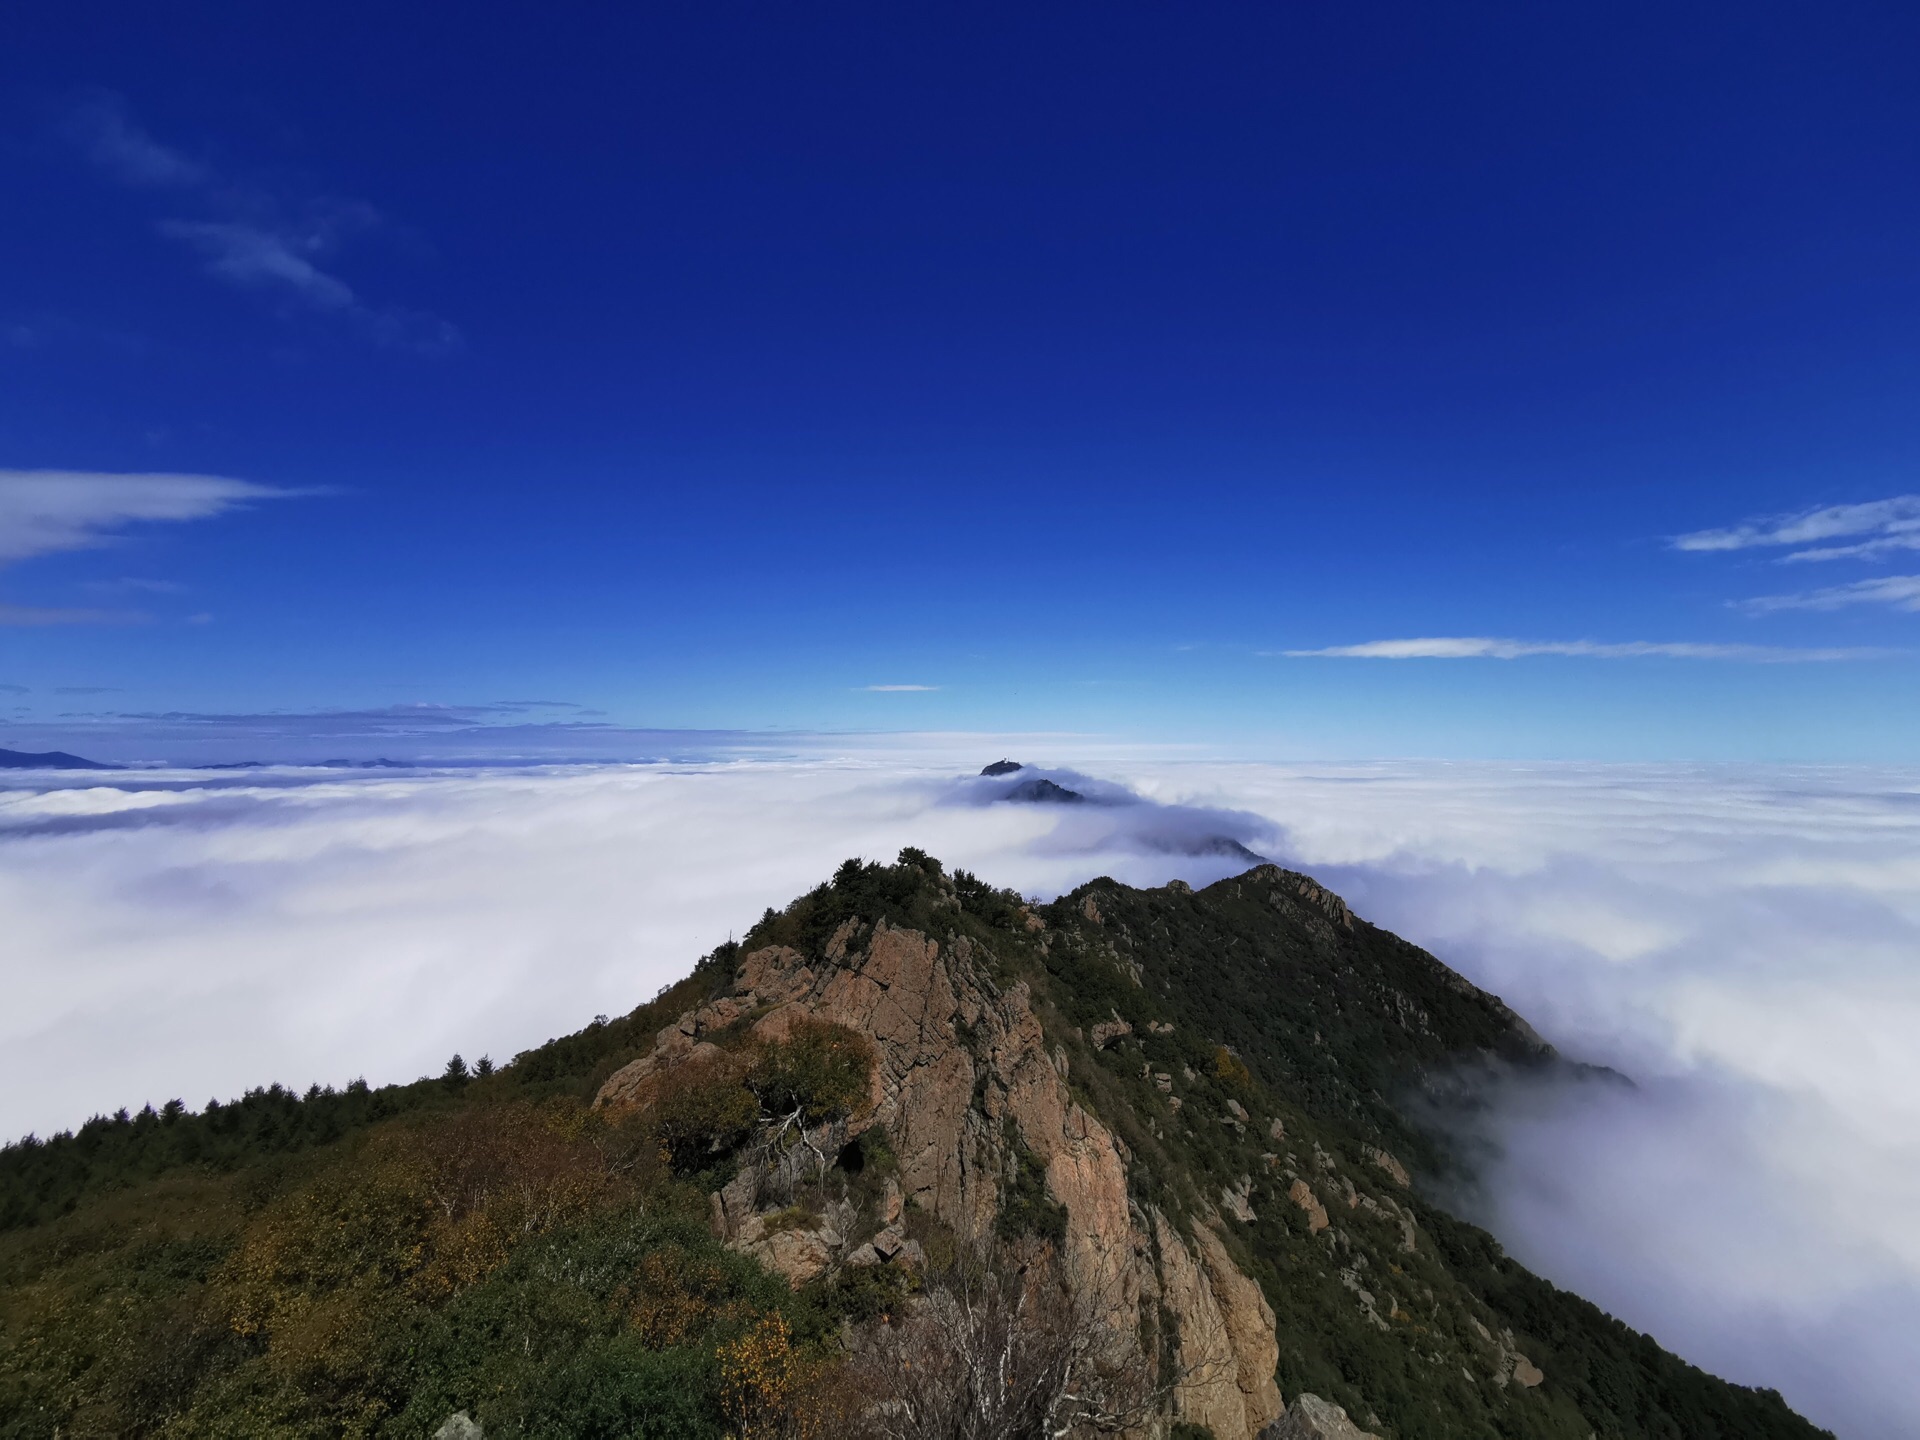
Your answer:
[1269,1116,1287,1141]
[1082,895,1106,925]
[1258,1393,1383,1440]
[1226,1097,1249,1122]
[1156,1213,1262,1440]
[1145,1020,1175,1035]
[1363,1145,1411,1188]
[1192,1224,1284,1434]
[1089,1012,1132,1048]
[433,1414,483,1440]
[1512,1354,1544,1388]
[1222,1175,1257,1223]
[744,1225,835,1287]
[1289,1179,1330,1234]
[596,918,1283,1437]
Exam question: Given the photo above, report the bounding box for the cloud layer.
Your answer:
[3,756,1916,1437]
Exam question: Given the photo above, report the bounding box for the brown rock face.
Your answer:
[1363,1145,1411,1189]
[595,919,1285,1440]
[1289,1178,1331,1234]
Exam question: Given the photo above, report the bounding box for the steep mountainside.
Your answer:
[0,852,1827,1440]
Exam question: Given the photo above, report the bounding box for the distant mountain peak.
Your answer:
[980,758,1023,776]
[0,747,118,771]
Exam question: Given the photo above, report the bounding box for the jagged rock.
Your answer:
[1192,1224,1283,1432]
[1289,1179,1330,1234]
[743,1224,836,1286]
[1156,1213,1283,1440]
[1269,1116,1286,1141]
[433,1414,483,1440]
[1258,1393,1383,1439]
[710,1166,759,1240]
[1222,1175,1257,1223]
[1146,1020,1175,1035]
[596,916,1283,1440]
[1512,1354,1544,1388]
[1226,1097,1249,1121]
[1363,1145,1411,1188]
[1089,1012,1133,1048]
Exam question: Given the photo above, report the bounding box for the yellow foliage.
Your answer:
[718,1312,844,1440]
[1211,1045,1253,1090]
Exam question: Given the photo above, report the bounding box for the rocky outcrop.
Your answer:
[1288,1178,1330,1234]
[1258,1393,1384,1439]
[1362,1145,1411,1188]
[596,917,1284,1440]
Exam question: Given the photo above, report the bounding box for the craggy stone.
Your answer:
[1289,1179,1330,1234]
[1258,1393,1384,1440]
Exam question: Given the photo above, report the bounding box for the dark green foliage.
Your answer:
[994,1128,1068,1245]
[747,1020,875,1125]
[647,1057,759,1174]
[0,961,731,1234]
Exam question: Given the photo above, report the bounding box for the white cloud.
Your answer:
[62,92,208,188]
[1739,574,1920,615]
[1278,636,1883,661]
[63,95,458,353]
[3,756,1917,1437]
[0,469,295,566]
[1674,496,1920,561]
[158,221,359,310]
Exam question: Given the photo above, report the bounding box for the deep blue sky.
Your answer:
[4,3,1920,760]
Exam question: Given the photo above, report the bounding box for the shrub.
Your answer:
[747,1020,875,1127]
[648,1054,759,1174]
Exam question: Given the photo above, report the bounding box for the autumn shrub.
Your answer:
[1210,1045,1253,1092]
[747,1020,874,1126]
[646,1053,760,1174]
[718,1312,845,1440]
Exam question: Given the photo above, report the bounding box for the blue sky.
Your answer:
[4,2,1920,761]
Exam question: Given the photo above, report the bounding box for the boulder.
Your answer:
[1258,1393,1383,1440]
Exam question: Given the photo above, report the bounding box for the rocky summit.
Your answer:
[0,850,1831,1439]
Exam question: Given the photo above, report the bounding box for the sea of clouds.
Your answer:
[4,752,1917,1439]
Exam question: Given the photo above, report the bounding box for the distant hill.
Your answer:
[0,747,118,770]
[0,853,1830,1439]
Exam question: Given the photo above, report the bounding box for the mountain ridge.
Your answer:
[0,851,1829,1439]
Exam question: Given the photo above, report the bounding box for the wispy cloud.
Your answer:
[1277,636,1886,662]
[1674,496,1920,562]
[62,93,458,353]
[863,684,940,691]
[61,92,208,189]
[158,221,358,310]
[83,578,187,596]
[1739,575,1920,615]
[0,683,28,695]
[0,469,297,566]
[0,604,145,626]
